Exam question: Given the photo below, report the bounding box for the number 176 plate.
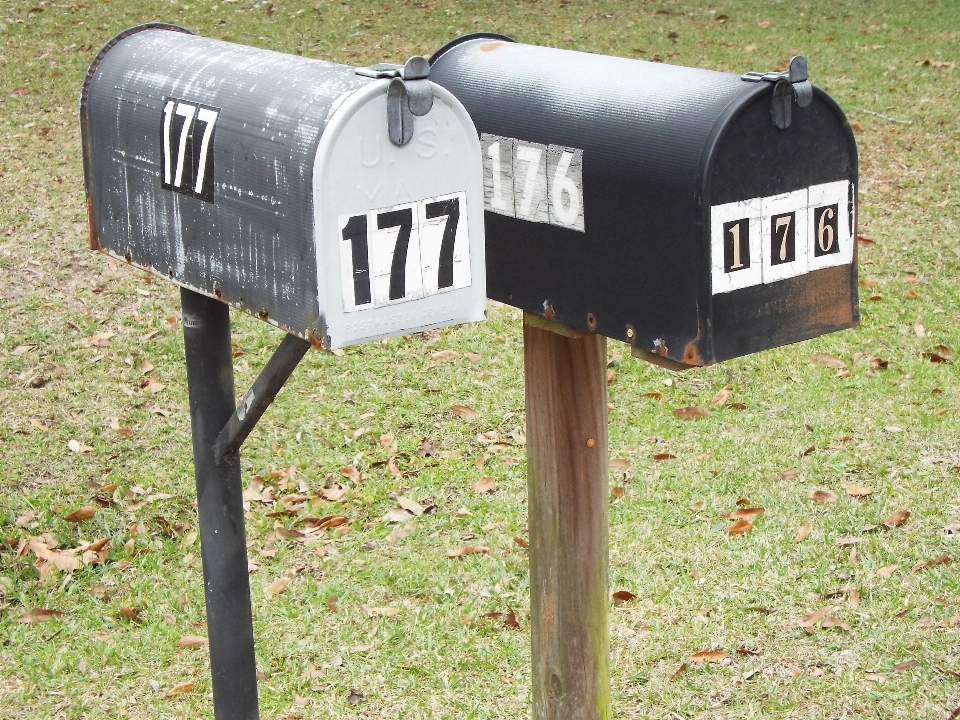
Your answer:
[338,191,471,313]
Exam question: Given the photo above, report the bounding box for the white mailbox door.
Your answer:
[314,81,486,349]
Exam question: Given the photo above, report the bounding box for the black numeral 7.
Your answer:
[426,198,459,289]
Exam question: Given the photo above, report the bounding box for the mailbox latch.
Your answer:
[742,55,813,130]
[357,56,434,146]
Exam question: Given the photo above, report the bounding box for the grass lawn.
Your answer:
[1,0,959,717]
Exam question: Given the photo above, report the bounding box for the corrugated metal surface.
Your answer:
[83,26,368,336]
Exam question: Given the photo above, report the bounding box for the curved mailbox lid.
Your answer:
[82,26,486,349]
[313,82,485,349]
[430,36,858,367]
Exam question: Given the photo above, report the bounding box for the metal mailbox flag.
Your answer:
[81,24,486,350]
[429,35,858,368]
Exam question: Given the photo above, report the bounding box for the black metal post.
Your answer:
[181,288,260,720]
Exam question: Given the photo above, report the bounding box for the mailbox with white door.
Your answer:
[81,24,485,720]
[430,34,858,368]
[82,24,486,350]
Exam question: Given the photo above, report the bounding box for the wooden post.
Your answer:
[523,312,610,720]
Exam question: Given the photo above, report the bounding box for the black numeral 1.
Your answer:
[426,198,460,289]
[723,218,749,273]
[378,208,413,301]
[341,214,371,306]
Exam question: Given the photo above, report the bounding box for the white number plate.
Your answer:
[338,192,471,313]
[481,134,585,233]
[711,181,854,295]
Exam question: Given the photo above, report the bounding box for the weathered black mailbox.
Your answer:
[80,25,488,720]
[430,35,859,368]
[81,24,486,349]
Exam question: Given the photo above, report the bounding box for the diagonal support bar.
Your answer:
[214,332,311,465]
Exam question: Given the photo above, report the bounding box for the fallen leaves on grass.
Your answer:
[794,524,812,542]
[417,438,441,457]
[780,468,799,480]
[450,404,477,420]
[168,682,195,696]
[912,555,950,574]
[612,590,637,604]
[65,506,96,522]
[382,508,413,523]
[67,439,93,454]
[471,476,496,494]
[14,608,63,623]
[178,635,208,648]
[876,564,899,579]
[810,489,838,503]
[882,510,911,528]
[447,545,489,559]
[120,607,143,623]
[846,486,873,498]
[711,388,732,406]
[690,650,729,664]
[674,406,709,420]
[728,519,753,535]
[264,577,290,597]
[812,353,845,369]
[430,350,458,362]
[728,507,764,521]
[396,496,424,516]
[612,486,625,499]
[609,458,634,480]
[652,452,675,462]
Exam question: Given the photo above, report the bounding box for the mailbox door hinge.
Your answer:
[742,55,813,130]
[356,56,434,146]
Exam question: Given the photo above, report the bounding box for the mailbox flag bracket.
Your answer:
[742,55,814,129]
[358,56,435,145]
[213,333,312,466]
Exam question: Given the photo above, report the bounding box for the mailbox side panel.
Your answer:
[705,88,859,362]
[83,29,367,336]
[430,40,752,365]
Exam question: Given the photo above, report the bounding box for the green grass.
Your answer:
[1,0,960,717]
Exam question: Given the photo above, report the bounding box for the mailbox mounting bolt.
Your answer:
[626,325,635,341]
[586,313,597,330]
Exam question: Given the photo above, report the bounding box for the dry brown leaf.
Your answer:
[612,590,637,604]
[670,663,687,681]
[386,519,417,543]
[64,506,96,522]
[320,485,346,502]
[849,589,861,608]
[810,488,838,504]
[882,509,911,528]
[728,507,764,521]
[711,387,732,406]
[652,452,676,462]
[822,616,851,631]
[912,554,950,574]
[382,508,413,523]
[417,438,441,457]
[612,486,625,499]
[168,682,195,696]
[644,391,663,400]
[339,466,361,483]
[264,577,290,597]
[450,404,477,420]
[915,318,926,337]
[794,608,827,628]
[120,607,143,623]
[793,524,812,542]
[513,536,529,549]
[67,439,93,454]
[674,406,709,420]
[780,468,799,480]
[847,486,873,498]
[690,650,729,664]
[430,350,458,361]
[447,545,489,559]
[29,418,48,431]
[876,564,899,579]
[178,635,208,648]
[396,496,424,516]
[893,659,919,672]
[471,476,497,494]
[728,519,754,535]
[14,608,64,623]
[812,353,846,369]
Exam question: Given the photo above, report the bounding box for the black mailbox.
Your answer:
[429,35,859,368]
[81,24,487,350]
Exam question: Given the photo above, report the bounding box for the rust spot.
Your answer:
[213,284,223,300]
[480,42,504,52]
[543,302,555,319]
[683,342,706,366]
[86,196,100,251]
[123,250,132,263]
[657,338,668,357]
[258,308,269,320]
[586,313,597,330]
[307,329,326,352]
